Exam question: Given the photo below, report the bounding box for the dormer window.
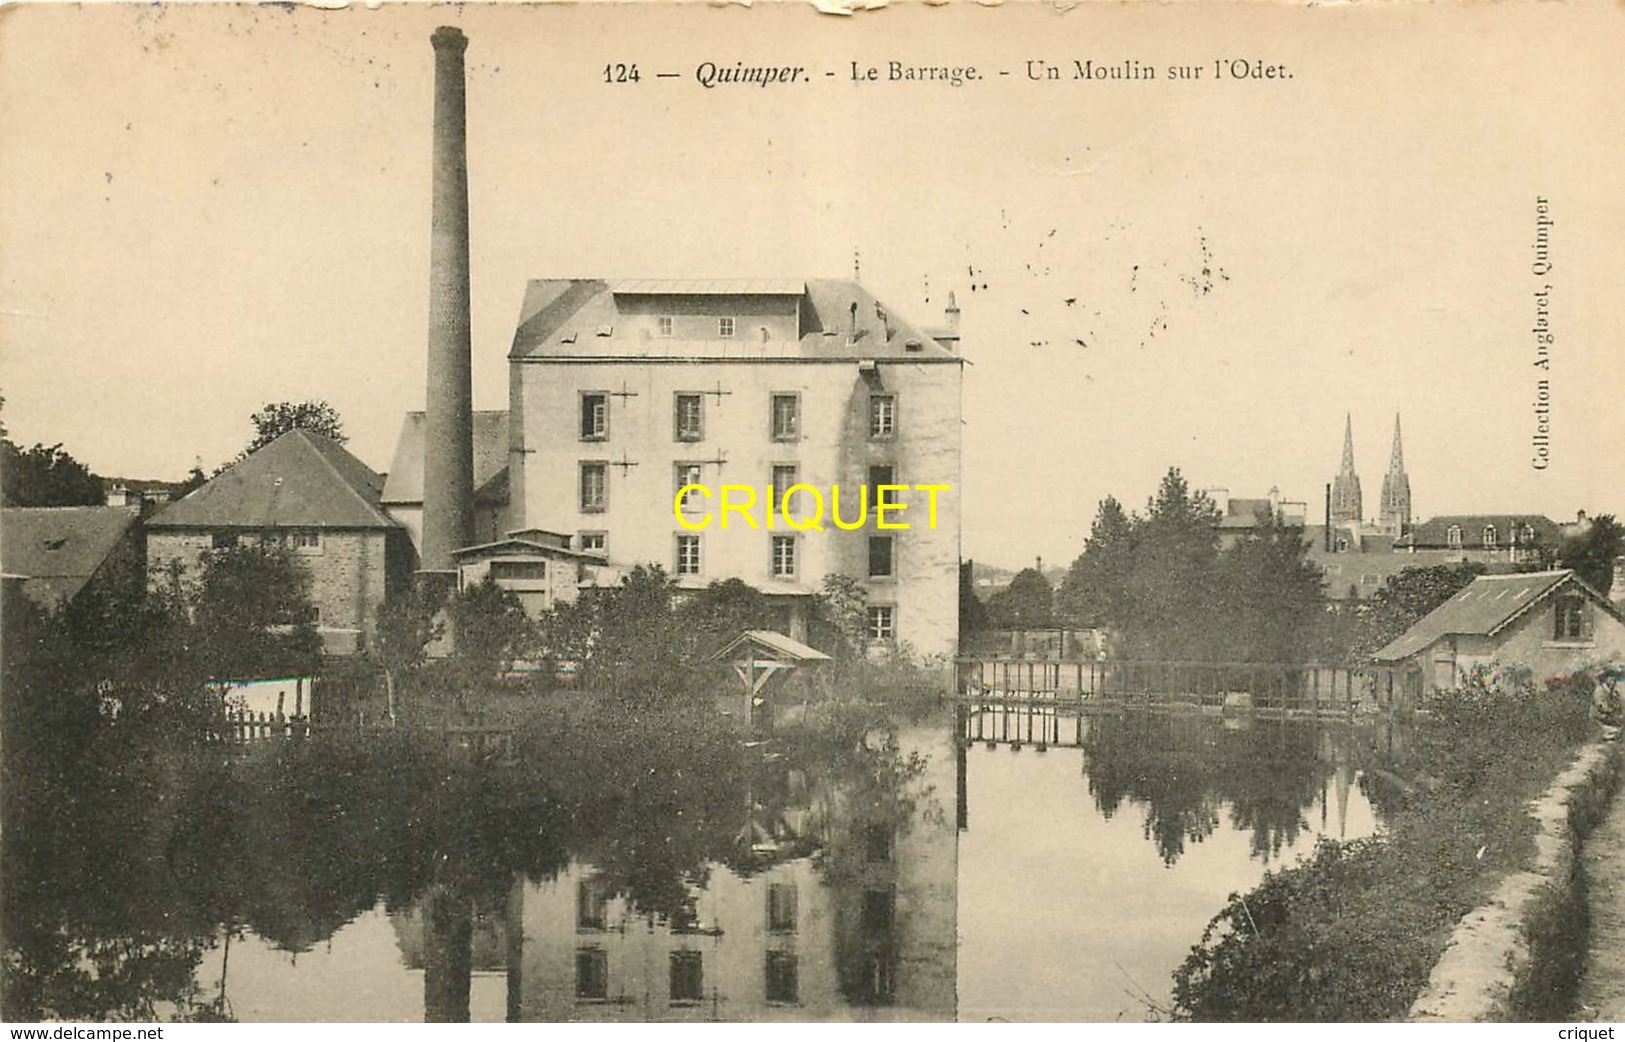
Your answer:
[718,317,735,338]
[1447,525,1463,548]
[1482,525,1498,549]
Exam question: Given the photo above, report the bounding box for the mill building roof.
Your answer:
[508,278,959,362]
[380,410,511,507]
[147,429,398,530]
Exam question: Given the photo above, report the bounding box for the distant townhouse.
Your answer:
[144,429,413,655]
[1396,514,1559,567]
[1203,487,1308,550]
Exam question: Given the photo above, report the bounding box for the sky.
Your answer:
[2,2,1622,567]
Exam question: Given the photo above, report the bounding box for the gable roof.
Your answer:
[508,278,959,362]
[147,429,397,530]
[379,411,510,507]
[0,506,138,607]
[710,629,832,663]
[1371,569,1619,662]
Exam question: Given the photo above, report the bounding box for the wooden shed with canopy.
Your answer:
[710,629,832,730]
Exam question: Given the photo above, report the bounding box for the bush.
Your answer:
[1172,667,1599,1021]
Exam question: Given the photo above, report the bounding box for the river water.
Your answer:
[2,701,1381,1022]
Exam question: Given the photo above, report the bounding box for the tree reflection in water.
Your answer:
[2,693,939,1022]
[1083,713,1360,867]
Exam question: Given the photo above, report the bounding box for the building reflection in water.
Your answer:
[391,723,957,1022]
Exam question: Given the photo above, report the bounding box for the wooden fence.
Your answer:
[220,710,516,759]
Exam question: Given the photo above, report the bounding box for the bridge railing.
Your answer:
[955,657,1368,714]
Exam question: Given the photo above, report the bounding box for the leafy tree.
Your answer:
[576,565,682,695]
[675,578,779,663]
[0,440,103,507]
[1560,513,1624,595]
[986,566,1055,630]
[191,541,322,680]
[1214,517,1328,662]
[1340,563,1486,660]
[958,560,990,644]
[447,577,533,682]
[176,459,208,497]
[244,400,346,455]
[813,573,869,662]
[1123,468,1221,659]
[373,585,445,722]
[1056,496,1137,629]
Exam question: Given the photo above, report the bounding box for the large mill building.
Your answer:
[382,28,965,659]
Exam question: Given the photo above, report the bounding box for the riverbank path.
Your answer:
[1580,748,1625,1021]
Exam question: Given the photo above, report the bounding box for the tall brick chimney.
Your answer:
[421,26,475,577]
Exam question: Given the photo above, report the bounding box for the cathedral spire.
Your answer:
[1331,413,1362,526]
[1380,412,1412,536]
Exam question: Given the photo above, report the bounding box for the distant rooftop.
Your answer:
[609,278,804,296]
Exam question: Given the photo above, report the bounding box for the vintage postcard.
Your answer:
[2,0,1623,1026]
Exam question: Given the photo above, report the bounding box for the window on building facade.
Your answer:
[1447,525,1463,548]
[577,879,607,931]
[579,463,608,512]
[771,464,798,512]
[868,535,894,579]
[490,560,547,582]
[1554,595,1589,642]
[718,316,735,338]
[767,883,798,933]
[869,394,897,439]
[578,532,607,556]
[771,394,800,441]
[862,889,895,934]
[1483,525,1498,548]
[575,948,609,1001]
[868,464,896,511]
[676,534,702,576]
[657,315,674,337]
[580,393,609,441]
[669,951,704,1005]
[674,393,703,441]
[212,532,240,550]
[867,605,896,642]
[771,535,797,579]
[864,824,893,862]
[675,463,704,513]
[289,530,321,552]
[765,951,799,1004]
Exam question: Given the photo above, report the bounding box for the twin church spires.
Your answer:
[1331,413,1411,536]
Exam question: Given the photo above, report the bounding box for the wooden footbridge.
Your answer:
[954,657,1371,748]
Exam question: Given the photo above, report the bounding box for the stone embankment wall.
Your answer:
[1408,739,1623,1022]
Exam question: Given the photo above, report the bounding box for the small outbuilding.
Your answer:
[710,629,832,731]
[1369,569,1625,703]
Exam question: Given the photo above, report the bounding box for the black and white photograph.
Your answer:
[2,0,1624,1025]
